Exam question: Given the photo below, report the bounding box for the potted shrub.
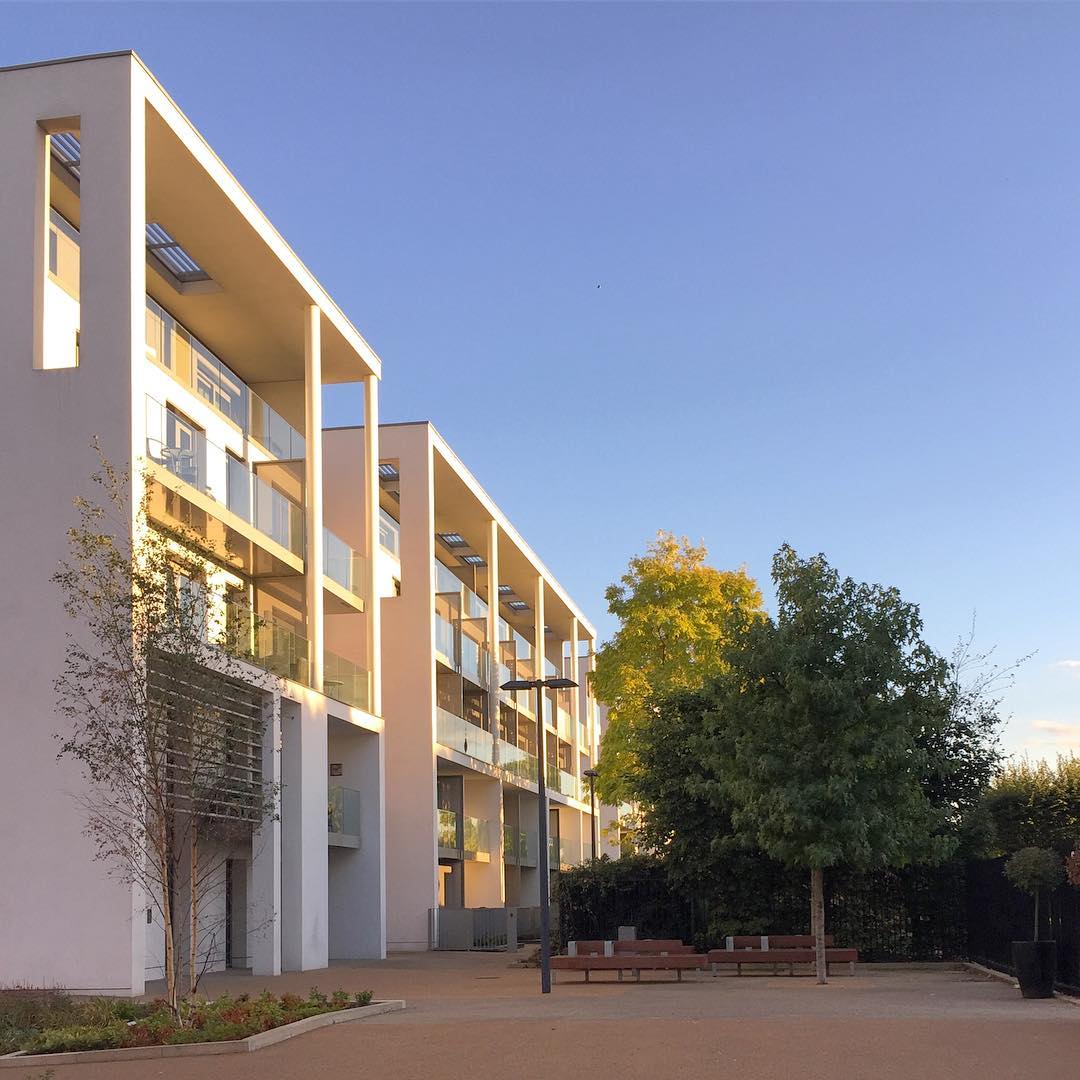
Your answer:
[1004,846,1064,998]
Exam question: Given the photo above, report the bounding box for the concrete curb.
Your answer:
[0,999,405,1068]
[964,961,1080,1006]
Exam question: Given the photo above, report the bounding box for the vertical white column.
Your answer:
[486,519,500,755]
[251,696,282,975]
[304,306,324,692]
[569,616,580,769]
[363,374,381,714]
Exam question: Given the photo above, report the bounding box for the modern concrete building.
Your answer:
[325,423,604,951]
[0,51,606,993]
[0,52,386,994]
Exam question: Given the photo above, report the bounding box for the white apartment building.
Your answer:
[0,51,610,994]
[0,52,386,994]
[326,423,610,951]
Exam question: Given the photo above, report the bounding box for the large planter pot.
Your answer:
[1011,940,1056,999]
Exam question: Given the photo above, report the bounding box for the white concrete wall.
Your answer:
[280,694,329,971]
[368,425,440,950]
[327,718,386,958]
[0,53,146,993]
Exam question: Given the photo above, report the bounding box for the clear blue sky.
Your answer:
[6,2,1078,759]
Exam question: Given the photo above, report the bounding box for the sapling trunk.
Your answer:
[811,866,827,985]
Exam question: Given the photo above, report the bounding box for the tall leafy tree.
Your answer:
[593,532,763,804]
[687,546,955,982]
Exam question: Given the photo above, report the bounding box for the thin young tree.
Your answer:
[53,450,278,1018]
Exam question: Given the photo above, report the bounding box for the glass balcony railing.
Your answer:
[146,297,305,460]
[436,707,494,764]
[253,613,310,684]
[504,825,537,866]
[323,650,371,711]
[379,508,400,557]
[498,740,538,784]
[556,705,574,742]
[48,210,80,299]
[328,785,361,837]
[461,636,490,688]
[578,720,589,753]
[438,808,459,850]
[437,809,490,857]
[545,763,580,800]
[323,528,366,600]
[146,394,305,558]
[435,614,457,667]
[548,835,581,869]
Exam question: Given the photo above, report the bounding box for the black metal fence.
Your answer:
[966,858,1080,995]
[557,856,1080,987]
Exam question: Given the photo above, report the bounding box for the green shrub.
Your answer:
[1004,847,1065,894]
[1,987,374,1055]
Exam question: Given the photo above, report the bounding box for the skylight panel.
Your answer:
[498,585,514,596]
[507,600,529,612]
[460,554,486,567]
[379,463,400,481]
[437,532,468,549]
[145,222,211,283]
[50,132,81,180]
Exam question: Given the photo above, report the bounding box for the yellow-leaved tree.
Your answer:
[593,531,763,805]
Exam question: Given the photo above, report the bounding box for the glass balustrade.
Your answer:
[435,614,456,666]
[436,809,490,857]
[379,508,400,557]
[323,650,371,711]
[323,529,366,600]
[498,740,538,783]
[328,785,361,837]
[437,809,459,850]
[48,210,80,299]
[436,707,494,764]
[250,613,310,685]
[145,297,305,460]
[146,395,305,558]
[461,636,490,688]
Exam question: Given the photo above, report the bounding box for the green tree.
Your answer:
[1004,847,1065,940]
[702,545,954,982]
[982,755,1080,855]
[593,532,762,803]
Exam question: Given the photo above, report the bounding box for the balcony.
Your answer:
[548,836,582,871]
[328,785,361,848]
[436,707,494,765]
[545,763,580,800]
[504,825,538,867]
[437,809,490,861]
[323,650,371,712]
[145,394,305,560]
[145,296,305,461]
[323,528,367,604]
[379,508,400,557]
[498,740,538,785]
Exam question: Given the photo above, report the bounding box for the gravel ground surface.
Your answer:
[30,952,1080,1079]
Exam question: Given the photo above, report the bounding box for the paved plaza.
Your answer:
[36,952,1080,1079]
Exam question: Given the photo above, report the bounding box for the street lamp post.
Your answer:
[500,674,577,995]
[583,767,598,860]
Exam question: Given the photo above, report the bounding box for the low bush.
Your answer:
[1,987,373,1056]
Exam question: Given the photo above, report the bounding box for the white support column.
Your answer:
[251,695,282,975]
[362,375,381,714]
[569,616,580,764]
[486,519,500,756]
[304,306,324,692]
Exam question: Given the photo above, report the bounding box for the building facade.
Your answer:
[0,51,607,994]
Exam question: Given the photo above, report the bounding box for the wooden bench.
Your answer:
[613,939,697,955]
[551,953,708,983]
[707,946,858,976]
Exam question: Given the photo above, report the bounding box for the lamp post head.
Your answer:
[583,768,599,779]
[542,677,578,690]
[500,679,535,691]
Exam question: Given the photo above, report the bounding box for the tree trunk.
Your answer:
[811,866,827,985]
[189,822,199,1005]
[160,851,178,1018]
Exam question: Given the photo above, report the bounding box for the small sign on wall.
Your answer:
[329,763,343,777]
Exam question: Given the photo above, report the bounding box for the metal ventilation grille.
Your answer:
[50,132,81,180]
[146,222,212,283]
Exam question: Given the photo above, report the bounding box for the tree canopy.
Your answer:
[634,545,979,981]
[982,755,1080,855]
[593,531,763,803]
